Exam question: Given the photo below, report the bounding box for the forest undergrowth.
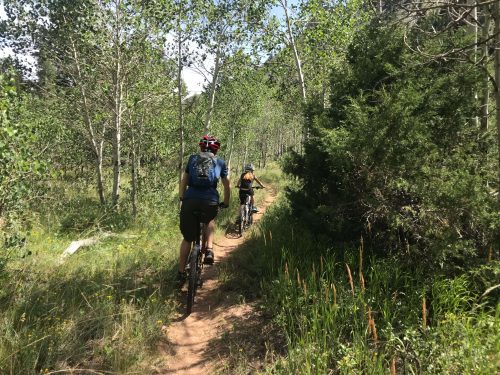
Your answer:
[218,169,499,374]
[1,190,175,373]
[0,165,277,374]
[0,171,245,374]
[0,166,498,375]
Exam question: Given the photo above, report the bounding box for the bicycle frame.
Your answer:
[239,195,253,236]
[184,203,224,314]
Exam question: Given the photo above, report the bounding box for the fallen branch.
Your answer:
[60,232,139,261]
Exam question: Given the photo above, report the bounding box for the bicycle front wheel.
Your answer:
[186,246,200,315]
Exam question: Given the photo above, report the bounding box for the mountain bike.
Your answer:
[185,204,225,315]
[238,186,263,236]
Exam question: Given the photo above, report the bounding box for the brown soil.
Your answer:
[154,189,278,375]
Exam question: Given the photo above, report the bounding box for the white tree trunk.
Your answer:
[227,126,236,174]
[96,138,106,205]
[469,0,479,127]
[280,0,307,104]
[481,8,491,131]
[111,59,123,206]
[494,0,500,193]
[70,36,106,205]
[111,0,123,207]
[242,136,249,169]
[177,14,185,186]
[131,131,138,217]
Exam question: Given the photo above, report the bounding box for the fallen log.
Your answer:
[60,233,112,259]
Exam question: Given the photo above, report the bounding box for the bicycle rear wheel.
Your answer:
[239,205,245,236]
[186,246,200,315]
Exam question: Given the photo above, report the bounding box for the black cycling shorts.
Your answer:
[180,199,218,242]
[239,189,253,204]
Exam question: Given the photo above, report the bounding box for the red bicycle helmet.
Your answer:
[199,135,221,153]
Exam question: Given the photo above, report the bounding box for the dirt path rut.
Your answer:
[156,189,277,374]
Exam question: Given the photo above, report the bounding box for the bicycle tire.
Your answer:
[239,205,245,236]
[186,245,200,315]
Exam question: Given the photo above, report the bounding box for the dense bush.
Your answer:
[283,23,498,269]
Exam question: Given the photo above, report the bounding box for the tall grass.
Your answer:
[220,177,499,374]
[0,177,183,373]
[0,163,280,373]
[2,164,498,374]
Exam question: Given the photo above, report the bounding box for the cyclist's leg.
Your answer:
[200,202,218,264]
[238,191,246,222]
[179,199,198,271]
[239,191,250,220]
[239,191,250,206]
[179,240,191,272]
[204,219,215,249]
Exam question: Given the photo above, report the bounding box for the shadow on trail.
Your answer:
[223,221,241,240]
[203,235,287,372]
[191,216,286,371]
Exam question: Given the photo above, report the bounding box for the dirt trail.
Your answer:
[155,189,277,374]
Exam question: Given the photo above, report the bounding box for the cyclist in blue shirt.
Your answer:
[178,135,230,284]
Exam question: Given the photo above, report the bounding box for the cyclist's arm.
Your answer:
[254,176,265,188]
[179,172,189,200]
[221,176,231,206]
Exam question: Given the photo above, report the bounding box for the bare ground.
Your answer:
[153,190,278,375]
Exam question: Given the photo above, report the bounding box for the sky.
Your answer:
[183,67,205,95]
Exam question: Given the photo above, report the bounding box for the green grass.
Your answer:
[0,211,181,373]
[0,163,281,374]
[215,170,500,374]
[2,163,498,374]
[0,174,184,373]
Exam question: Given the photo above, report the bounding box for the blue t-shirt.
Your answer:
[183,153,228,203]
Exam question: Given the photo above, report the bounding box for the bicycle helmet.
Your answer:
[199,135,221,154]
[244,163,255,171]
